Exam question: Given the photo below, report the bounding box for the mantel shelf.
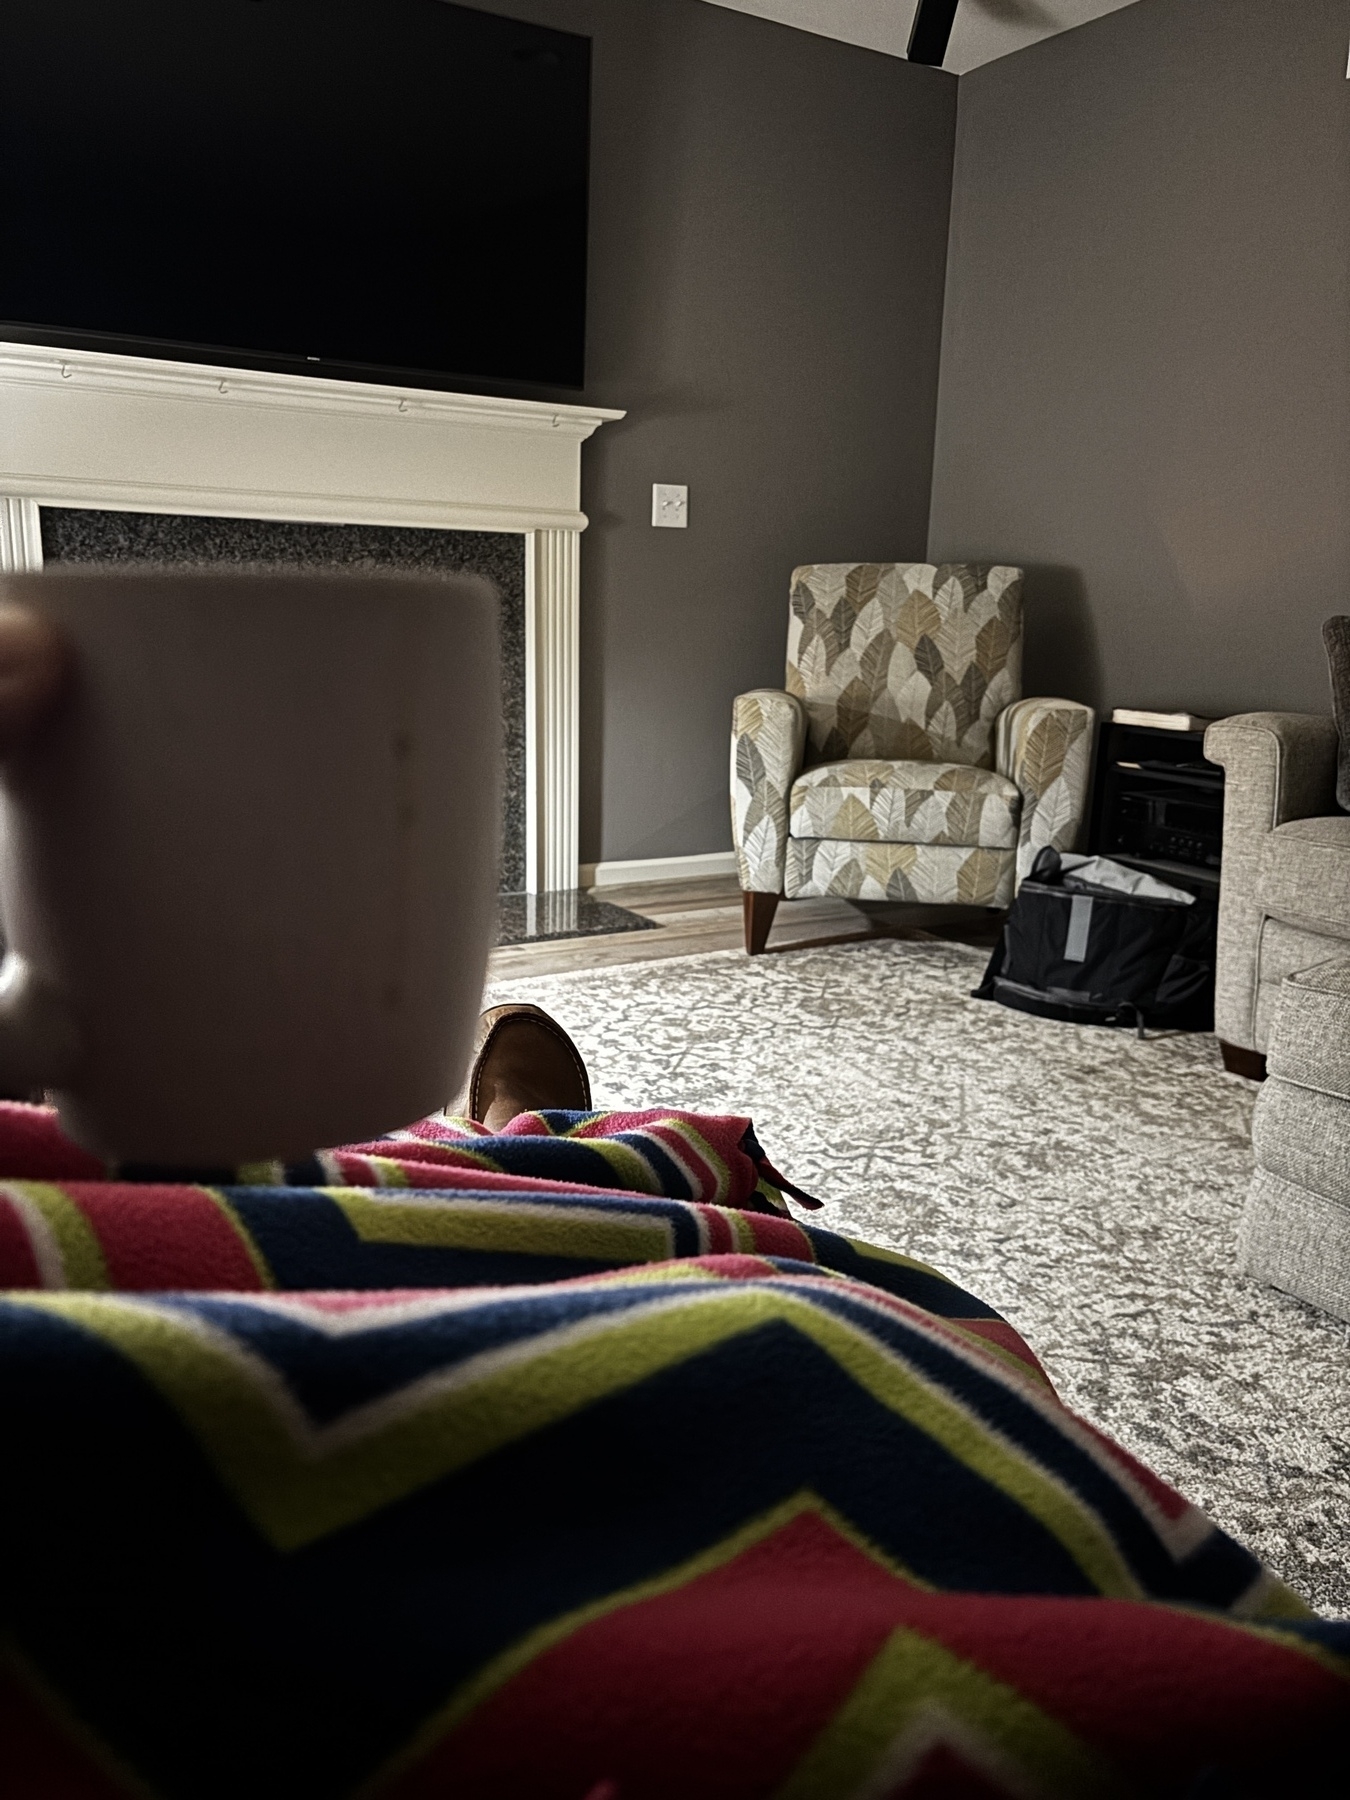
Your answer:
[0,340,624,535]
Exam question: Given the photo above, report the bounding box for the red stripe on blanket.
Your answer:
[693,1204,738,1254]
[0,1191,44,1285]
[948,1316,1052,1384]
[557,1109,752,1142]
[0,1104,108,1181]
[382,1509,901,1799]
[668,1254,786,1280]
[741,1211,817,1261]
[61,1185,266,1292]
[876,1592,1350,1771]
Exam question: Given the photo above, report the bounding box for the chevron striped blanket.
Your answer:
[1,1101,1346,1798]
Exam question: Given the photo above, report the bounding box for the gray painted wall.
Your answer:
[928,0,1350,721]
[463,0,957,863]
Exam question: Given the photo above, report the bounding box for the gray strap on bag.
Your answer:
[1065,895,1094,963]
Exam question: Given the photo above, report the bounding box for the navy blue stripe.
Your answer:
[799,1223,1002,1318]
[220,1186,709,1288]
[148,1272,1264,1609]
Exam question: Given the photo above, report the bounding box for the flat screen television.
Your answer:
[0,1,591,390]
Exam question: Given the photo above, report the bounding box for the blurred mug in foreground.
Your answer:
[0,570,501,1165]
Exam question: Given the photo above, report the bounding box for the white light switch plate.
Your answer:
[652,483,689,528]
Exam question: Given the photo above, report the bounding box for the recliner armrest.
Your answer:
[730,690,807,894]
[1203,713,1339,899]
[1204,712,1340,1053]
[996,697,1095,884]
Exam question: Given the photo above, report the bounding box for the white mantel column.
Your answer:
[525,528,581,894]
[0,498,42,573]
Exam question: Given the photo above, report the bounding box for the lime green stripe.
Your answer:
[357,1491,929,1799]
[728,1210,759,1253]
[235,1161,286,1186]
[776,1624,1128,1800]
[324,1190,676,1262]
[198,1190,277,1291]
[570,1137,660,1193]
[1227,1566,1316,1623]
[843,1236,949,1280]
[581,1260,759,1289]
[9,1183,109,1289]
[355,1156,412,1189]
[9,1288,1147,1592]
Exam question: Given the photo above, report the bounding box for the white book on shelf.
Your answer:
[1111,708,1214,733]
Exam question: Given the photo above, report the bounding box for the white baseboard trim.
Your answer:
[581,850,739,890]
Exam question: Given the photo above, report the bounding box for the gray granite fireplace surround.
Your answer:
[39,508,527,895]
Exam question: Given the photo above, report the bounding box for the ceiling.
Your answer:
[702,0,1144,76]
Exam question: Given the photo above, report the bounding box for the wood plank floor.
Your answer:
[488,876,1003,980]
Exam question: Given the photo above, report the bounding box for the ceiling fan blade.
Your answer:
[907,0,959,66]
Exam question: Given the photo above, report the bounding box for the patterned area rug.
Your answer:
[488,938,1350,1618]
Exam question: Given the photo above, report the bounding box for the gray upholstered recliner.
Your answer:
[730,563,1095,953]
[1204,713,1350,1072]
[1240,956,1350,1321]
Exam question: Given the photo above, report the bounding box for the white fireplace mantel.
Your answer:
[0,339,624,893]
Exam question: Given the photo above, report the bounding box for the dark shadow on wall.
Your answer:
[1020,564,1102,712]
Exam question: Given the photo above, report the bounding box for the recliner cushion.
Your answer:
[789,759,1021,848]
[1267,957,1350,1103]
[1256,816,1350,939]
[785,563,1023,768]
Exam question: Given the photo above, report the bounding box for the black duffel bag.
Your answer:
[973,848,1216,1033]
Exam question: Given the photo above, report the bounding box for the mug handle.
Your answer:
[0,953,81,1095]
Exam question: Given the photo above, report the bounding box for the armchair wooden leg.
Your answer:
[743,890,780,956]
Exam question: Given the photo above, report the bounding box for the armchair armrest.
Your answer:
[1203,713,1339,899]
[730,690,807,894]
[1202,712,1339,1053]
[996,698,1095,885]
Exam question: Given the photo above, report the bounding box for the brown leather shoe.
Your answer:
[453,1004,592,1132]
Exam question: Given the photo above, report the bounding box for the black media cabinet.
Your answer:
[1087,720,1224,897]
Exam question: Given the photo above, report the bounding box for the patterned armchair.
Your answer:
[730,563,1095,953]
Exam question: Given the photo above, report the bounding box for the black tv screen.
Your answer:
[0,1,591,390]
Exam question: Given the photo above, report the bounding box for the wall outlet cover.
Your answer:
[652,483,689,528]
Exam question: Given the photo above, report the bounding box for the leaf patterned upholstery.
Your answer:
[785,841,1016,907]
[995,698,1096,884]
[786,563,1023,768]
[730,689,807,893]
[789,760,1021,849]
[731,563,1094,908]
